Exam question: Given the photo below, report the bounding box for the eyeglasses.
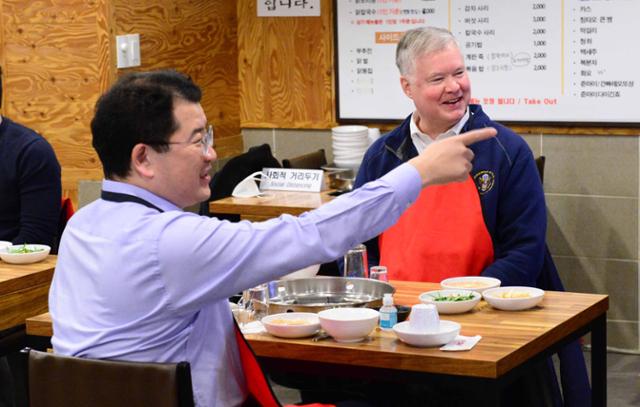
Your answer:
[159,125,214,157]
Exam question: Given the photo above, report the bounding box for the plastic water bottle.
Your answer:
[379,293,398,330]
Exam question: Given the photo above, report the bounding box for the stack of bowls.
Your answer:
[332,125,369,170]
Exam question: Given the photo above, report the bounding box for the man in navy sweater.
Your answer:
[0,66,61,407]
[0,67,61,247]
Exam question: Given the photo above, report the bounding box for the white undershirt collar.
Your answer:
[409,109,469,153]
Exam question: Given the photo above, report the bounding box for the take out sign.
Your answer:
[260,168,323,192]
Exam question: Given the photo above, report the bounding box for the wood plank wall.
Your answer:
[238,0,335,129]
[1,0,115,205]
[0,0,241,207]
[113,0,242,157]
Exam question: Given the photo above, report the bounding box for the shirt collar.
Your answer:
[409,109,470,153]
[410,110,469,139]
[101,179,182,212]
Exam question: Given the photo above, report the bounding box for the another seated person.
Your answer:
[0,65,61,407]
[354,27,590,406]
[0,66,61,247]
[49,70,495,407]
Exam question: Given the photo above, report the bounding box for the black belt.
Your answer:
[100,191,164,213]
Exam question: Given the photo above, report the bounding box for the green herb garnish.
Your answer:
[8,244,44,254]
[431,293,476,302]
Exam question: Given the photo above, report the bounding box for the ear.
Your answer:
[400,76,413,100]
[130,143,155,179]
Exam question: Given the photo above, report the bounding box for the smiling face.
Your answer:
[400,44,471,138]
[147,99,216,208]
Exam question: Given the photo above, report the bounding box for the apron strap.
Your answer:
[100,190,165,213]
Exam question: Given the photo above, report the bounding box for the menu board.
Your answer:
[335,0,640,124]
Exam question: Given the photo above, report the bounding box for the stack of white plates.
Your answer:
[332,125,369,170]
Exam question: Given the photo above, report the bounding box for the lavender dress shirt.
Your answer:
[49,163,421,407]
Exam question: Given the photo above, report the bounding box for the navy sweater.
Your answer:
[0,117,61,247]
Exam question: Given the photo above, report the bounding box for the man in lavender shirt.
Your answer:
[49,70,495,407]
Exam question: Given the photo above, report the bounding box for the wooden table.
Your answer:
[209,189,336,221]
[249,280,609,406]
[0,255,55,333]
[26,280,609,406]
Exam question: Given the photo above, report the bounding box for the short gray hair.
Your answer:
[396,27,459,76]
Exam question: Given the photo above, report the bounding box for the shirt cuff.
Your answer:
[378,162,422,207]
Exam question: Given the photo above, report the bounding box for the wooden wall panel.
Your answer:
[1,0,114,205]
[238,0,335,129]
[1,0,240,207]
[113,0,242,158]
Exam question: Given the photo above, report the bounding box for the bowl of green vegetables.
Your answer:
[0,244,50,264]
[419,289,481,314]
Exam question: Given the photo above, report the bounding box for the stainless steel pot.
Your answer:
[262,276,394,314]
[322,165,355,192]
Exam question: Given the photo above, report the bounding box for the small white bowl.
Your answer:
[261,312,320,338]
[0,241,11,251]
[318,307,379,343]
[440,276,501,295]
[0,244,50,264]
[393,320,461,347]
[419,289,481,314]
[482,286,545,311]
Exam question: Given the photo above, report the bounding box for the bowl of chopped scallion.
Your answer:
[419,289,481,314]
[0,244,50,264]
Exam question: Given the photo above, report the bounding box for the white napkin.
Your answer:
[440,335,482,351]
[231,171,264,198]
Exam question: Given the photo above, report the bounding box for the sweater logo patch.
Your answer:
[474,171,495,195]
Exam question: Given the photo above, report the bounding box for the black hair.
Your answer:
[91,69,202,179]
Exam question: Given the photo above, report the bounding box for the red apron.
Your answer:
[380,176,494,282]
[234,320,333,407]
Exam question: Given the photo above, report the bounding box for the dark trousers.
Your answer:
[272,357,557,407]
[0,356,16,407]
[0,326,27,407]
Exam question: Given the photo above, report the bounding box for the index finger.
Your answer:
[458,127,497,146]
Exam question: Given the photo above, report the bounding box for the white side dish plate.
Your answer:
[393,320,461,347]
[0,244,50,264]
[261,312,320,338]
[482,286,545,311]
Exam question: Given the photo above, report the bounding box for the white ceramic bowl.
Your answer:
[280,264,321,280]
[419,289,481,314]
[0,244,50,264]
[318,307,379,343]
[440,276,501,295]
[483,286,545,311]
[0,241,11,251]
[261,312,321,338]
[332,125,369,135]
[393,320,460,347]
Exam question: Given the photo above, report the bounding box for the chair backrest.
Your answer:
[282,149,327,169]
[199,143,281,217]
[22,348,194,407]
[535,155,546,184]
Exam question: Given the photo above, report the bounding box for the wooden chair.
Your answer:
[21,348,194,407]
[535,155,546,184]
[282,149,327,169]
